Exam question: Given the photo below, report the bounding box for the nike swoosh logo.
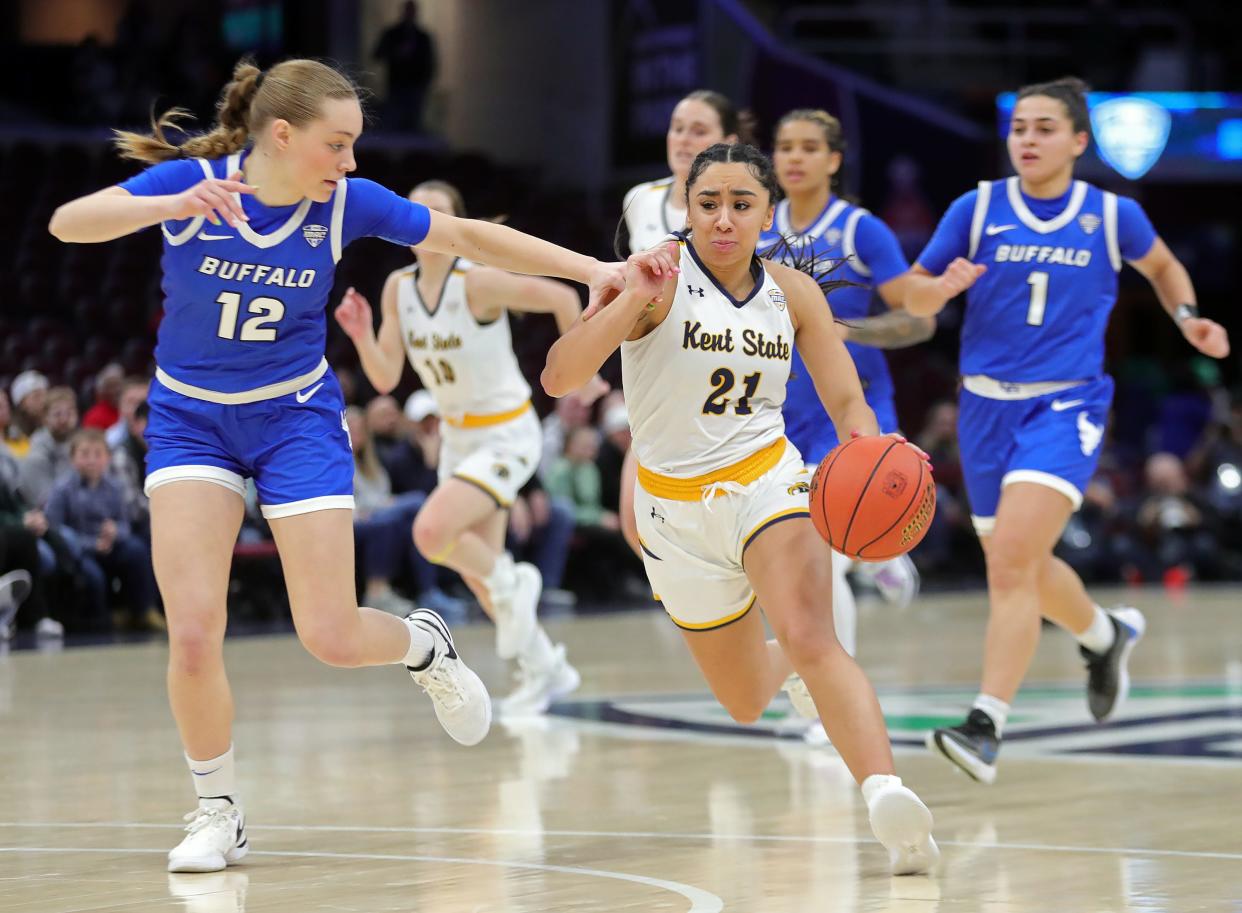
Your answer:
[295,383,324,403]
[191,767,222,776]
[197,232,233,241]
[1050,399,1085,412]
[984,224,1017,236]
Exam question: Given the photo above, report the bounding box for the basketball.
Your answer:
[808,435,936,561]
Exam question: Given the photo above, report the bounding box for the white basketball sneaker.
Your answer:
[491,561,541,660]
[498,643,581,717]
[406,608,492,746]
[856,554,921,609]
[167,803,248,873]
[865,780,939,875]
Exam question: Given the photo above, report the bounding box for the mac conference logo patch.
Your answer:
[768,289,787,310]
[303,224,328,248]
[1091,97,1171,180]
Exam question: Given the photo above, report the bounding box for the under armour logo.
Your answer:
[686,285,705,298]
[650,506,665,523]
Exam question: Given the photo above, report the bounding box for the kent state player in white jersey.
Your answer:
[903,77,1230,784]
[546,143,939,876]
[760,109,932,695]
[617,90,754,557]
[47,58,640,874]
[336,180,586,717]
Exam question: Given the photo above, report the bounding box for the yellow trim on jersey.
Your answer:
[443,400,532,430]
[637,437,787,501]
[742,508,812,553]
[668,593,757,631]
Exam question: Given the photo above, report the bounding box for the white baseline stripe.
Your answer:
[3,822,1241,863]
[0,846,723,913]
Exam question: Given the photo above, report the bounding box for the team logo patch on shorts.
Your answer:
[493,463,510,480]
[787,481,810,495]
[303,224,328,247]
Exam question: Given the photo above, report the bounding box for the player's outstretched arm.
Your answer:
[779,264,878,440]
[542,251,672,398]
[1128,238,1230,360]
[49,173,255,244]
[334,275,406,394]
[468,268,582,333]
[902,260,986,317]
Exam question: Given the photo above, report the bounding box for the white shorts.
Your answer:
[438,407,541,508]
[634,440,812,631]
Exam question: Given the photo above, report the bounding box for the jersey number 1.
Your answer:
[1026,271,1048,327]
[216,291,285,342]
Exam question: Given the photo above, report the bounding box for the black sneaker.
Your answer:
[926,709,1000,785]
[1080,607,1146,723]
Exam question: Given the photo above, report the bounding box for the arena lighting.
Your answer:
[1091,97,1171,179]
[1218,463,1242,491]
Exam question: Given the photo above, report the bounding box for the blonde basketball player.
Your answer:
[616,90,755,556]
[336,180,582,715]
[545,143,938,875]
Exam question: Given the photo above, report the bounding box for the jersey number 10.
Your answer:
[215,291,285,342]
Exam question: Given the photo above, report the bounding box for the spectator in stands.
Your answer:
[0,446,61,639]
[111,400,150,535]
[368,394,427,494]
[346,407,460,618]
[105,376,149,450]
[540,390,592,480]
[82,363,124,431]
[7,370,49,460]
[1057,477,1125,584]
[372,0,437,133]
[46,429,159,632]
[19,386,78,507]
[400,390,442,494]
[1122,452,1222,582]
[0,390,21,459]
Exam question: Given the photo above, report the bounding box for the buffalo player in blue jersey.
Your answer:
[903,77,1230,784]
[762,109,933,650]
[47,58,669,872]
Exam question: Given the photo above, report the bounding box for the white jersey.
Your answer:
[396,258,531,421]
[623,177,685,254]
[622,241,795,479]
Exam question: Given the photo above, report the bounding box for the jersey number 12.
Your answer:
[215,291,285,342]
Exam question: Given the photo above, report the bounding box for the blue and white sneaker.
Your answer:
[926,709,1000,785]
[1081,607,1146,722]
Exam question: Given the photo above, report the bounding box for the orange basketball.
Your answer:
[808,435,936,561]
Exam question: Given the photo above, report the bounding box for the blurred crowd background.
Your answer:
[2,0,1239,640]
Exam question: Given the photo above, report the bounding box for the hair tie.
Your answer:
[254,72,266,92]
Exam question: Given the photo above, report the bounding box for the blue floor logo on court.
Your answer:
[551,682,1242,761]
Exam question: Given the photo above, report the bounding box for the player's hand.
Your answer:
[334,287,374,341]
[584,261,627,321]
[166,171,254,226]
[622,241,678,304]
[851,430,932,466]
[936,258,986,299]
[1182,317,1230,359]
[23,509,48,536]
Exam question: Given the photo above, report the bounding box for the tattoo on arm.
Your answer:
[841,311,935,350]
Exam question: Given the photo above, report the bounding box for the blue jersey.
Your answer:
[759,197,909,461]
[917,177,1156,383]
[120,152,431,401]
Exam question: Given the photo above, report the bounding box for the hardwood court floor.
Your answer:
[2,586,1241,912]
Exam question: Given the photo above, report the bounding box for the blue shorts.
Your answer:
[144,371,354,519]
[958,376,1113,535]
[785,389,899,466]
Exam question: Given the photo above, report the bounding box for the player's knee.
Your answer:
[412,510,454,561]
[772,606,840,670]
[168,624,224,676]
[298,622,365,668]
[984,533,1043,590]
[719,691,768,724]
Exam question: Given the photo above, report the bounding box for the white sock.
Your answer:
[1075,605,1116,654]
[519,625,557,669]
[186,745,236,804]
[861,773,903,807]
[483,551,517,600]
[972,694,1010,735]
[399,616,437,669]
[830,550,857,657]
